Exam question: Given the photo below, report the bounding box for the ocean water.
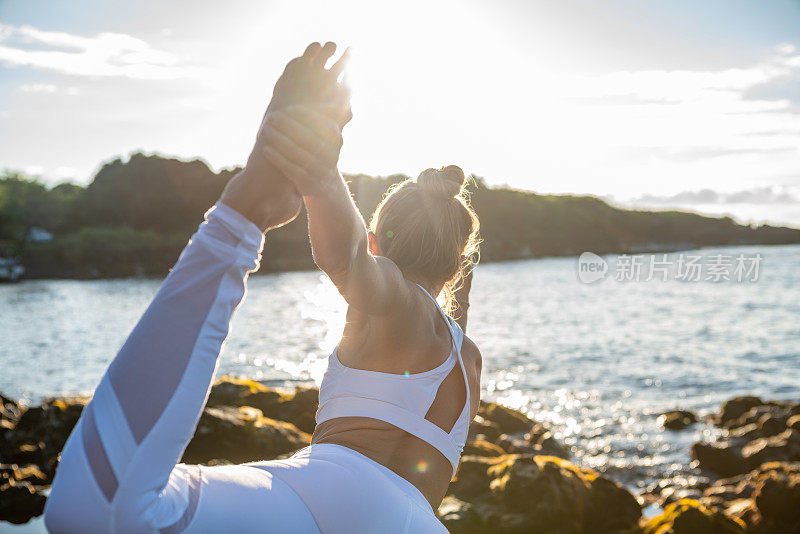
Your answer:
[2,244,799,500]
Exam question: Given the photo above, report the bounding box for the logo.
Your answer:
[577,252,608,283]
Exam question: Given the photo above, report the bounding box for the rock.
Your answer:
[584,474,645,533]
[786,414,800,432]
[463,439,506,457]
[460,503,535,534]
[208,376,288,412]
[479,402,533,434]
[0,396,79,525]
[485,455,641,534]
[691,441,748,478]
[492,435,539,456]
[701,462,800,534]
[2,442,47,467]
[642,498,745,534]
[659,486,705,506]
[696,397,800,478]
[494,434,516,453]
[0,463,48,486]
[748,462,800,534]
[208,377,320,434]
[6,396,88,473]
[182,406,310,464]
[741,429,800,468]
[525,423,570,459]
[437,496,486,534]
[728,423,762,441]
[756,413,789,438]
[268,387,318,434]
[468,414,502,442]
[728,405,779,431]
[0,394,20,444]
[13,397,88,440]
[718,396,764,427]
[450,455,499,500]
[659,410,698,430]
[0,393,19,410]
[0,463,50,524]
[702,474,754,504]
[646,475,711,507]
[0,478,47,524]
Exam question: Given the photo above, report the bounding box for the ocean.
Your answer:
[2,243,799,527]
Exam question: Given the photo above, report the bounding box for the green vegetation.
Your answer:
[2,153,799,279]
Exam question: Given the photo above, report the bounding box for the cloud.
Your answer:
[19,82,56,93]
[54,166,78,180]
[0,23,199,80]
[568,45,800,111]
[635,186,800,206]
[619,146,797,163]
[546,43,800,168]
[18,82,80,95]
[24,165,44,176]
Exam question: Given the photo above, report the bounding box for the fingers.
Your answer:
[327,47,350,80]
[325,86,353,127]
[313,41,337,68]
[263,144,312,185]
[287,107,343,151]
[302,42,321,61]
[264,129,327,176]
[274,106,342,149]
[263,108,341,167]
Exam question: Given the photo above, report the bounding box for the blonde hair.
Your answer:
[369,165,481,315]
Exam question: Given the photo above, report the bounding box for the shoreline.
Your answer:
[8,241,798,283]
[2,377,797,532]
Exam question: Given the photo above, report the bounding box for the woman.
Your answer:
[262,108,483,509]
[44,42,481,534]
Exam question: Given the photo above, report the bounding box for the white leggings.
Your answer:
[246,444,446,533]
[43,203,446,534]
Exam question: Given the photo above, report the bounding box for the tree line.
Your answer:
[2,153,799,279]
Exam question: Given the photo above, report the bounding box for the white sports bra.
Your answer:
[315,284,471,479]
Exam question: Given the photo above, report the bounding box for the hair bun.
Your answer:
[416,165,466,198]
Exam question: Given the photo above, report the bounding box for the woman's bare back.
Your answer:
[312,283,482,508]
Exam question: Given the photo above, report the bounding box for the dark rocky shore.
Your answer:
[1,379,798,533]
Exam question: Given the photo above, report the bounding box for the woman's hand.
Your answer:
[253,41,351,173]
[453,265,474,332]
[260,105,345,197]
[222,42,350,232]
[454,267,473,300]
[265,42,352,128]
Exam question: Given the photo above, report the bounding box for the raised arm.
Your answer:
[262,107,411,314]
[44,43,347,534]
[452,267,473,333]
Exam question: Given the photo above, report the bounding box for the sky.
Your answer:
[1,0,799,226]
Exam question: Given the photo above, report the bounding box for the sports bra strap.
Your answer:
[414,283,470,432]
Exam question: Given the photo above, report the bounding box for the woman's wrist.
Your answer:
[297,168,343,198]
[219,167,302,233]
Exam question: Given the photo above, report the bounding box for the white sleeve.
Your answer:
[44,203,271,533]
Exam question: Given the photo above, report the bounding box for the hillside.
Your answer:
[2,153,799,279]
